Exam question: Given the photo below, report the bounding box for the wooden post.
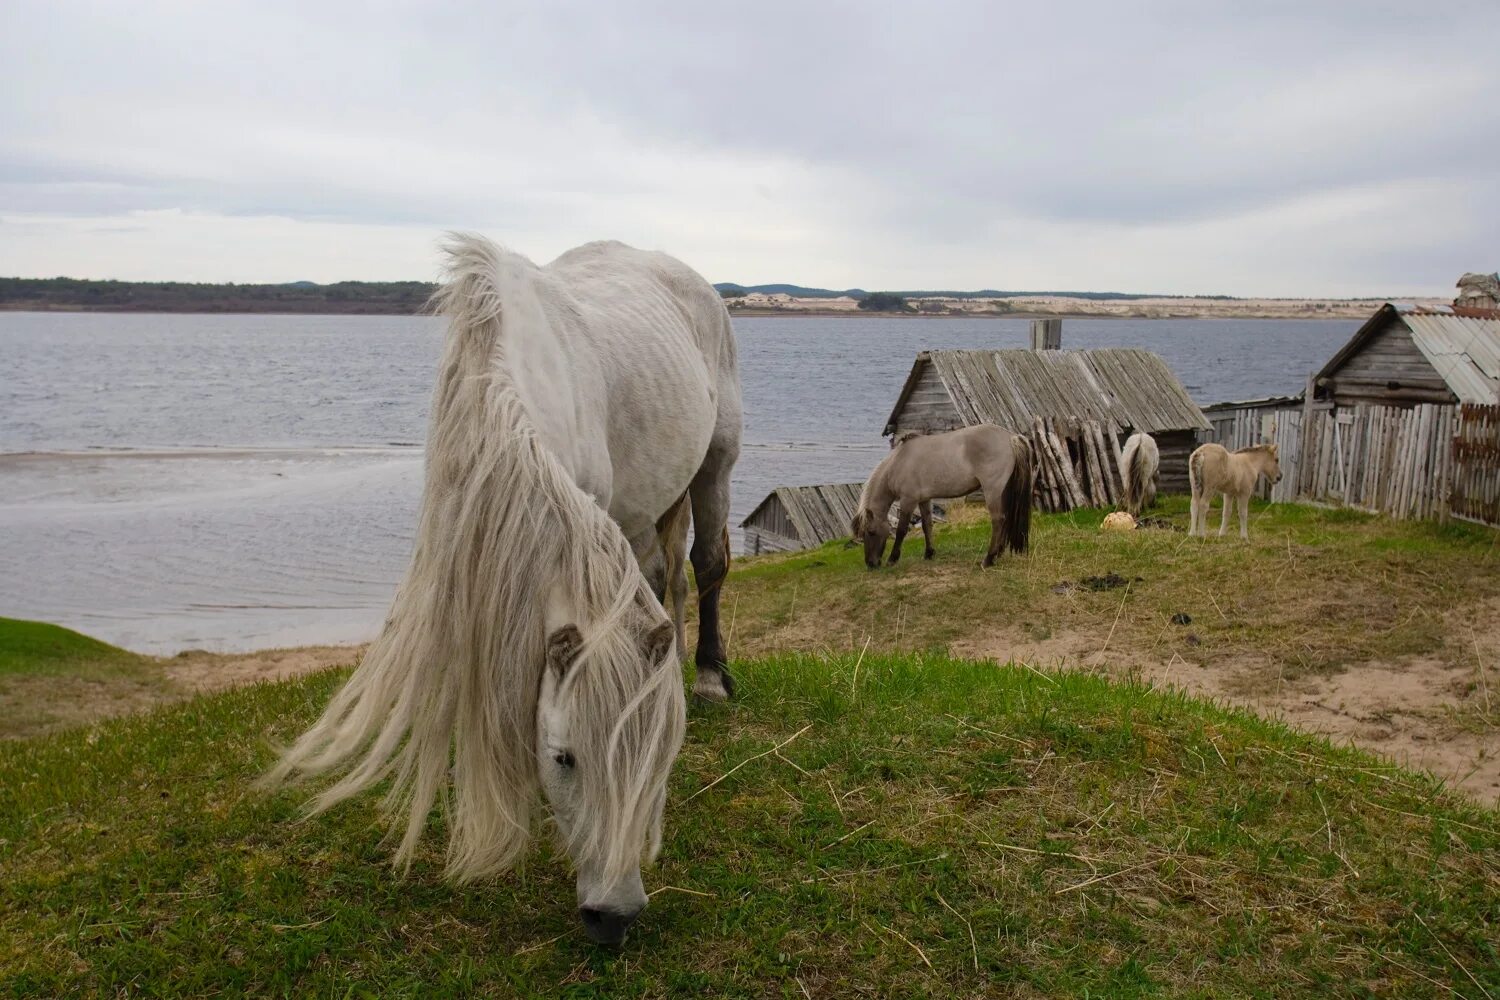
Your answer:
[1030,318,1062,351]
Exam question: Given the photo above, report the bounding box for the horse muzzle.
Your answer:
[580,904,643,946]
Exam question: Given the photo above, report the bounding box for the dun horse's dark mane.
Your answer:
[1235,443,1275,454]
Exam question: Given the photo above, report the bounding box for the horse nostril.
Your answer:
[579,905,643,946]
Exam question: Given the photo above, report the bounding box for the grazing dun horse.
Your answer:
[263,234,742,946]
[1119,431,1160,516]
[851,424,1033,568]
[1188,442,1281,539]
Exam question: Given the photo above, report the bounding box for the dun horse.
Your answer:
[852,424,1033,568]
[263,234,742,946]
[1120,431,1160,516]
[1188,442,1281,539]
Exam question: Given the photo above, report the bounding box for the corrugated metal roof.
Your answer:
[884,348,1209,436]
[1401,306,1500,405]
[1315,303,1500,405]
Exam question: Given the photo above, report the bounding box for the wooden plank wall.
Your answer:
[1293,403,1460,521]
[1325,318,1456,407]
[890,361,965,437]
[1450,404,1500,527]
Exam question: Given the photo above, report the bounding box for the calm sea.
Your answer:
[0,312,1355,652]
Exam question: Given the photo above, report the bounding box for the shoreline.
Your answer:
[2,305,1375,321]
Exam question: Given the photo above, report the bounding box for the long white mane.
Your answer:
[264,235,685,888]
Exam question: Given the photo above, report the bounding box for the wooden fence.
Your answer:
[1202,401,1500,526]
[1295,403,1457,520]
[1450,404,1500,526]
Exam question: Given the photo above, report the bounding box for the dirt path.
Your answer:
[164,644,364,693]
[953,615,1499,805]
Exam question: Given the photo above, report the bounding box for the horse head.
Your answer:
[1263,443,1283,484]
[536,609,684,946]
[850,507,891,569]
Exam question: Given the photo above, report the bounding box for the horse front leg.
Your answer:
[688,447,736,702]
[1218,494,1232,537]
[888,503,913,565]
[1239,492,1250,540]
[920,500,935,559]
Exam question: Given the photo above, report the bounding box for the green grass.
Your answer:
[2,651,1497,997]
[726,496,1500,682]
[0,617,170,739]
[0,617,142,677]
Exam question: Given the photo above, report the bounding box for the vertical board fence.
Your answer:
[1294,403,1455,520]
[1450,404,1500,527]
[1203,401,1500,527]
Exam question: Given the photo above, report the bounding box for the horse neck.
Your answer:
[861,458,897,513]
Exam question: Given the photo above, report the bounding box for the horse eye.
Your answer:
[553,751,576,769]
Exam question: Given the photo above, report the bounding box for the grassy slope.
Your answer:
[729,497,1500,690]
[2,648,1497,996]
[0,617,142,676]
[0,618,170,739]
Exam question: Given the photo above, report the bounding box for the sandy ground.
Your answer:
[726,294,1449,320]
[953,606,1499,805]
[163,644,365,692]
[27,615,1494,806]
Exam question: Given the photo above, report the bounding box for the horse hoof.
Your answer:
[692,667,734,702]
[924,550,935,560]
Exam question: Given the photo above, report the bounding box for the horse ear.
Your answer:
[642,621,674,663]
[546,625,584,682]
[851,510,867,537]
[1268,443,1279,456]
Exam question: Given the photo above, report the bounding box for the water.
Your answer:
[0,311,1355,653]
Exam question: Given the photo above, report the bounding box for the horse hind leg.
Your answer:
[687,443,737,702]
[1218,493,1232,537]
[655,492,692,662]
[919,500,935,559]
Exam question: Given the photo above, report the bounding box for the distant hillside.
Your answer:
[0,277,437,314]
[713,283,1232,301]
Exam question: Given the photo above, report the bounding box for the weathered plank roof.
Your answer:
[1203,394,1302,414]
[1317,303,1500,405]
[883,348,1209,436]
[740,483,865,546]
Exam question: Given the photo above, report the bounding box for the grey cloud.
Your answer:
[0,0,1496,292]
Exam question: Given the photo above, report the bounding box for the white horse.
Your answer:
[1119,431,1160,516]
[1188,442,1281,539]
[263,234,742,946]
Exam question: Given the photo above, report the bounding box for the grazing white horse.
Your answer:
[1120,431,1160,516]
[1188,442,1281,539]
[264,234,742,946]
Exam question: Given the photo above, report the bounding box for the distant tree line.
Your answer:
[857,292,910,312]
[0,277,438,314]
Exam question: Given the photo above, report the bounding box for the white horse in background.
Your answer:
[264,234,742,946]
[1119,431,1160,516]
[1188,442,1281,539]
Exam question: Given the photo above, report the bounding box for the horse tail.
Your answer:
[1189,447,1203,499]
[1002,434,1033,554]
[1128,436,1154,515]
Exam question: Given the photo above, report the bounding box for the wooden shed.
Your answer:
[1313,303,1500,409]
[740,482,944,554]
[882,348,1209,506]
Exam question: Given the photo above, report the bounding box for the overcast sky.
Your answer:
[2,2,1496,296]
